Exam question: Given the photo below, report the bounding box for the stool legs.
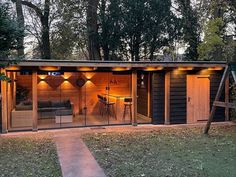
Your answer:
[123,104,132,121]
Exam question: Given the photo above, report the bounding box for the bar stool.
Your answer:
[123,97,132,121]
[97,95,104,115]
[102,97,117,119]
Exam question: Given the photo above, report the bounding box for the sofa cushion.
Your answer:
[51,101,64,108]
[15,104,32,110]
[38,101,51,108]
[22,101,32,106]
[55,109,73,116]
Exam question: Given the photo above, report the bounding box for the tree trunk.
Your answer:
[87,0,101,60]
[40,0,51,59]
[16,0,24,57]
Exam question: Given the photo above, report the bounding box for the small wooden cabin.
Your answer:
[0,60,228,133]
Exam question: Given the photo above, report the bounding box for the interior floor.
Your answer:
[37,114,151,129]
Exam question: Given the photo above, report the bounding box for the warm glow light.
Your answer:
[111,67,131,71]
[76,67,97,71]
[83,72,96,80]
[178,67,194,71]
[208,67,223,71]
[38,75,47,80]
[39,66,61,71]
[143,67,163,71]
[6,65,21,71]
[63,72,72,80]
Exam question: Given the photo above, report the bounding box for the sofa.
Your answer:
[38,100,73,119]
[13,100,74,122]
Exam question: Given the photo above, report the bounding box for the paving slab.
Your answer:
[55,134,106,177]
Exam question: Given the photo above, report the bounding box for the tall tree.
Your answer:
[177,0,200,60]
[12,0,51,59]
[87,0,101,60]
[0,2,24,80]
[15,0,25,57]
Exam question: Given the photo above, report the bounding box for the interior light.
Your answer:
[111,67,131,71]
[207,67,223,71]
[39,66,61,71]
[6,65,21,71]
[178,67,194,71]
[76,67,97,71]
[143,67,163,71]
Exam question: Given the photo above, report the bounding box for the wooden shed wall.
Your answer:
[152,70,225,124]
[152,72,165,124]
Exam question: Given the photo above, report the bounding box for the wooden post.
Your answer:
[32,71,38,131]
[7,72,13,130]
[204,65,230,134]
[147,72,151,118]
[1,68,8,133]
[225,75,229,121]
[165,72,170,125]
[132,70,137,126]
[12,72,16,108]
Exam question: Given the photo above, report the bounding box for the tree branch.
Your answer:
[11,0,43,17]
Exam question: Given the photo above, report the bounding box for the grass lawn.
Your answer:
[83,125,236,177]
[0,134,62,177]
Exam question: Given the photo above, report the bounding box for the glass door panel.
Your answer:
[37,73,62,129]
[8,71,33,130]
[137,72,152,124]
[85,72,109,126]
[108,72,132,125]
[60,72,86,128]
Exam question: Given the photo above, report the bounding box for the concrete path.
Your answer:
[54,133,106,177]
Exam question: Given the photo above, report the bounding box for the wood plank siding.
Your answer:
[152,72,165,124]
[152,70,225,124]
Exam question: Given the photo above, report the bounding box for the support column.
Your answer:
[132,70,137,126]
[7,72,13,130]
[225,75,229,121]
[32,71,38,131]
[1,68,8,133]
[147,72,151,118]
[165,72,170,125]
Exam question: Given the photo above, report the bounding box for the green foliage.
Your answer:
[177,0,200,60]
[198,18,224,60]
[98,0,180,61]
[0,2,24,59]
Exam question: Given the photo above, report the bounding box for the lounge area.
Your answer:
[7,70,151,130]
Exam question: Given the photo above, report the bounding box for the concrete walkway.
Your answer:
[54,133,106,177]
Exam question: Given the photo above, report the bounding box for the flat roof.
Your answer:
[2,59,227,68]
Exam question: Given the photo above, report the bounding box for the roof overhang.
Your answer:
[1,59,227,71]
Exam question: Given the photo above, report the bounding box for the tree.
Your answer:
[197,0,236,61]
[50,0,88,60]
[87,0,101,60]
[198,18,224,60]
[12,0,51,59]
[98,0,180,61]
[177,0,200,60]
[0,2,23,80]
[15,0,25,57]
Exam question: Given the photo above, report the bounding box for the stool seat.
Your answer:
[123,97,132,121]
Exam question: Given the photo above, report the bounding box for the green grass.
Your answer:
[83,125,236,177]
[0,134,62,177]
